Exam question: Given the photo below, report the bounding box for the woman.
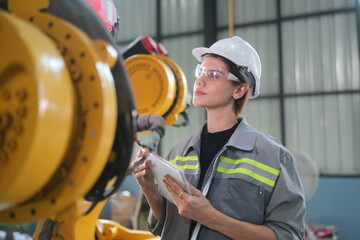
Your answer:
[132,36,305,240]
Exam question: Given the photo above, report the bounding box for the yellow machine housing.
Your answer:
[0,0,188,239]
[125,54,188,126]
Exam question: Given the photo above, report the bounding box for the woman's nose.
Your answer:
[195,75,205,85]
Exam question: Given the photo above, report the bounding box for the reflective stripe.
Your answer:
[170,156,199,170]
[170,156,198,162]
[220,157,280,175]
[217,157,280,187]
[217,166,276,187]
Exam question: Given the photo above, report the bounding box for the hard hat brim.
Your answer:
[192,47,249,73]
[192,47,237,64]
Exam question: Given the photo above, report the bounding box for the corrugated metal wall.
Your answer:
[115,0,156,40]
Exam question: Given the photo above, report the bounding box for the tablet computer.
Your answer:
[146,152,191,204]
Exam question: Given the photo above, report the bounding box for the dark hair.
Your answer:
[202,53,250,116]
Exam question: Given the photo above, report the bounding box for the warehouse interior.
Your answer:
[0,0,359,239]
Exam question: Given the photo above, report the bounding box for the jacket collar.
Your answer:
[186,119,257,154]
[227,119,257,151]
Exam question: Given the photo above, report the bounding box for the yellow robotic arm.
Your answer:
[0,0,188,239]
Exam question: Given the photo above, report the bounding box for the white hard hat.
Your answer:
[192,36,261,99]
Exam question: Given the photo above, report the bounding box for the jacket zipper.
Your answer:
[259,185,264,195]
[190,146,227,240]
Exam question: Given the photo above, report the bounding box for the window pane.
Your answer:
[217,0,277,27]
[162,35,204,93]
[219,24,279,96]
[114,0,156,41]
[285,94,360,175]
[282,13,359,94]
[245,99,281,141]
[161,0,203,35]
[281,0,356,17]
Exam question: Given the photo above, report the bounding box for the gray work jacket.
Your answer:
[148,120,306,240]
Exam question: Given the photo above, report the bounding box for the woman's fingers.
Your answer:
[130,160,142,173]
[163,175,186,198]
[134,168,147,178]
[136,148,144,158]
[188,183,202,196]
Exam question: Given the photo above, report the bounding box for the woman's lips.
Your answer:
[194,90,206,96]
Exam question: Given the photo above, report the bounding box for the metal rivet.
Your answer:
[71,71,81,81]
[13,124,23,135]
[30,208,36,215]
[16,107,26,118]
[74,137,83,149]
[57,44,66,54]
[2,90,11,101]
[16,89,27,101]
[79,102,87,115]
[57,166,68,178]
[67,179,74,186]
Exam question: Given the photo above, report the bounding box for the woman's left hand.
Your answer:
[163,174,214,223]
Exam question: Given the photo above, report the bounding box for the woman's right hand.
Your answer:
[131,149,156,192]
[131,148,165,220]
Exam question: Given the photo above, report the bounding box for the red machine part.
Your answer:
[87,0,117,30]
[122,36,168,59]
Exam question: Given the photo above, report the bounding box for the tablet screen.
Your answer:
[147,152,191,204]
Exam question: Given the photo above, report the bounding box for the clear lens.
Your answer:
[195,64,239,82]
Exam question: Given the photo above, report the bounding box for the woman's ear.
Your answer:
[233,84,249,100]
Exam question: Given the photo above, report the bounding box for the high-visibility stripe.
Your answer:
[217,166,276,187]
[170,156,198,162]
[173,164,199,170]
[170,156,199,170]
[220,157,280,176]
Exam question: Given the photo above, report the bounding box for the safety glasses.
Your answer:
[195,64,240,82]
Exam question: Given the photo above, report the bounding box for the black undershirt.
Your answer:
[197,121,239,188]
[188,120,240,238]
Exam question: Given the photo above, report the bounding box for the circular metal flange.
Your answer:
[155,55,188,125]
[125,54,176,117]
[0,10,74,212]
[42,0,137,206]
[0,11,117,223]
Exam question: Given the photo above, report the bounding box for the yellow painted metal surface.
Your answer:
[124,55,176,117]
[97,219,159,240]
[0,2,187,238]
[155,56,188,125]
[8,0,49,13]
[0,10,74,211]
[93,39,118,69]
[227,0,234,37]
[33,199,103,240]
[0,11,118,223]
